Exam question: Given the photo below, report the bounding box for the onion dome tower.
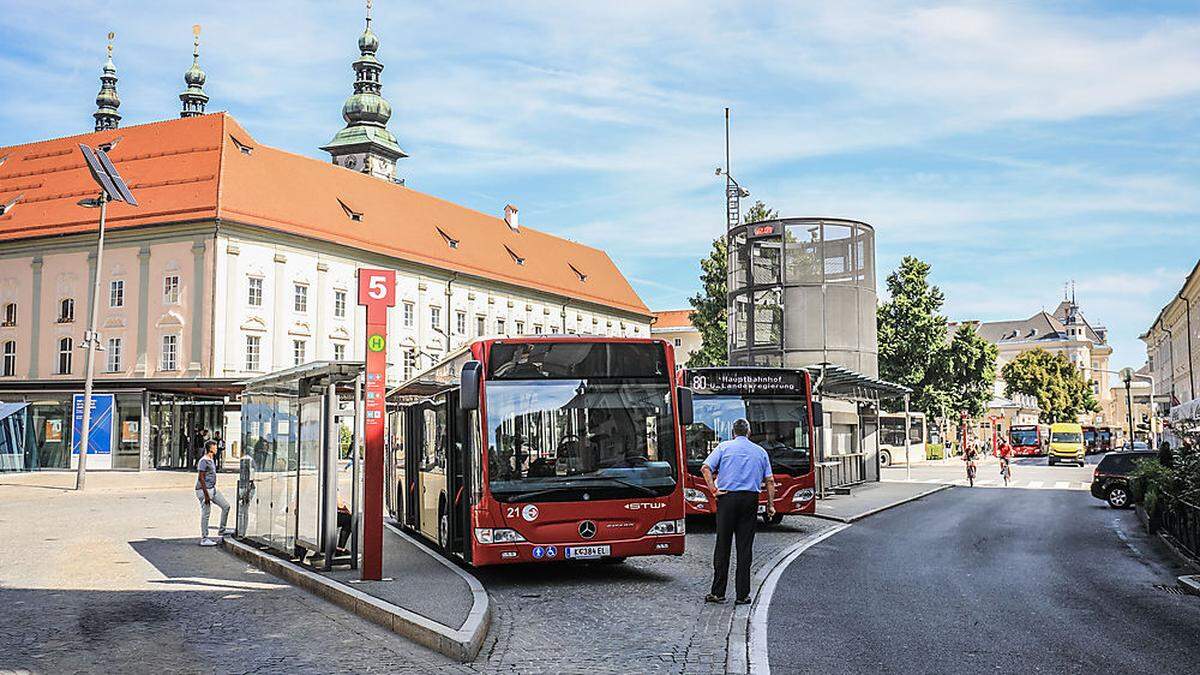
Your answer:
[93,32,121,131]
[321,0,407,182]
[179,24,209,118]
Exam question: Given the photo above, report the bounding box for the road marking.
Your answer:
[747,524,851,674]
[977,479,996,486]
[1054,481,1069,490]
[1027,481,1043,489]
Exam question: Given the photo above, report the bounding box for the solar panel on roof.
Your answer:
[96,149,138,206]
[78,144,119,199]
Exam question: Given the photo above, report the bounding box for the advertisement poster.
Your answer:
[71,393,115,457]
[122,420,140,443]
[45,419,63,442]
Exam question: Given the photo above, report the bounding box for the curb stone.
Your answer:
[1178,575,1200,597]
[222,536,488,662]
[811,483,952,524]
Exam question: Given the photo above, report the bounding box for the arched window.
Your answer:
[58,337,73,374]
[58,298,75,323]
[2,303,15,326]
[1,340,15,376]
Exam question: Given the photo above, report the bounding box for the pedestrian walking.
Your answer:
[196,439,230,546]
[702,418,775,605]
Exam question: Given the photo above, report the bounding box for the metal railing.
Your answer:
[818,452,867,495]
[1161,495,1200,560]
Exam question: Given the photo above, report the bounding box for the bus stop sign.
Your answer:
[357,268,395,580]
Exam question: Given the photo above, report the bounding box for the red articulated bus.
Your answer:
[678,367,817,523]
[1009,424,1049,457]
[386,337,688,566]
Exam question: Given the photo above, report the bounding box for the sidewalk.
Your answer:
[814,480,950,523]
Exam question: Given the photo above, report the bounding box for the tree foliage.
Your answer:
[1001,348,1101,423]
[686,201,777,367]
[878,257,997,422]
[943,323,998,419]
[877,257,953,415]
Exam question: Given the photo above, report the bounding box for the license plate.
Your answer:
[566,545,610,559]
[757,505,766,514]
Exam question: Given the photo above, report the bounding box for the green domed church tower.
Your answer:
[321,0,407,182]
[93,32,121,131]
[179,25,209,118]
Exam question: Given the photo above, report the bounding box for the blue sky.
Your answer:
[2,1,1198,370]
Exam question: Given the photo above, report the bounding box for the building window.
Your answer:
[163,275,180,305]
[293,339,306,366]
[534,324,543,335]
[496,318,506,335]
[245,335,261,371]
[674,338,682,347]
[430,306,441,331]
[58,298,75,323]
[109,280,124,308]
[476,315,486,336]
[403,301,414,328]
[57,337,73,374]
[160,334,178,371]
[403,348,417,379]
[106,337,122,373]
[456,311,466,334]
[333,342,346,361]
[2,341,15,376]
[516,320,525,335]
[334,290,347,318]
[2,303,16,326]
[294,284,308,313]
[247,277,263,306]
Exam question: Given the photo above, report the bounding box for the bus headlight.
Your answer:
[792,488,815,504]
[684,488,708,504]
[647,518,686,535]
[475,528,527,544]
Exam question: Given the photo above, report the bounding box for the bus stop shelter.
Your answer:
[236,361,363,570]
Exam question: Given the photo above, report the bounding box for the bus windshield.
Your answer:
[485,378,678,502]
[1010,427,1039,447]
[686,395,811,476]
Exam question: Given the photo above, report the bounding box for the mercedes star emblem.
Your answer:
[578,520,597,539]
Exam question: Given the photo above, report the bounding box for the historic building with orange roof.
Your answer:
[0,10,651,471]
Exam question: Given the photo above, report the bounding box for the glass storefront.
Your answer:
[0,389,227,472]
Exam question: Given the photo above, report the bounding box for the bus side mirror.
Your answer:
[460,361,482,411]
[811,401,824,427]
[677,387,694,426]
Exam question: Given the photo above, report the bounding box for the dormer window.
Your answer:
[436,227,459,249]
[230,135,254,155]
[504,245,525,266]
[568,263,587,283]
[0,193,23,217]
[338,199,363,222]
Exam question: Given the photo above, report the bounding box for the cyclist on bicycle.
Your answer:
[963,442,979,487]
[997,440,1012,486]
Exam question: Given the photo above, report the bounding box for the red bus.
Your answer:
[678,367,818,523]
[1009,424,1049,456]
[385,337,689,566]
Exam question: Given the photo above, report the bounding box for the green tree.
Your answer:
[1001,348,1101,423]
[876,256,952,415]
[943,323,998,419]
[686,201,777,367]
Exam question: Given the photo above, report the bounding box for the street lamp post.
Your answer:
[74,193,109,491]
[74,142,137,491]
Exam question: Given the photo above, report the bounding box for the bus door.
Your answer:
[403,404,422,531]
[445,389,471,562]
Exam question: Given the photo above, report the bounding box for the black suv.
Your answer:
[1090,451,1156,508]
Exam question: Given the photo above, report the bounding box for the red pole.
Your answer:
[358,269,395,581]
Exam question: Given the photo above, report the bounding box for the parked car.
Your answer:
[1089,450,1156,508]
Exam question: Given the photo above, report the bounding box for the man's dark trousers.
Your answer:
[711,490,759,599]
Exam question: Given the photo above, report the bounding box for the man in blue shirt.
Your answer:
[702,418,775,604]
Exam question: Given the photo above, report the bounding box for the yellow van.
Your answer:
[1048,423,1085,466]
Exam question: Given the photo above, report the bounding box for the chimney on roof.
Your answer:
[504,204,519,232]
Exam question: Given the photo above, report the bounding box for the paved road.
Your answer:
[476,515,832,674]
[883,453,1099,491]
[767,485,1200,674]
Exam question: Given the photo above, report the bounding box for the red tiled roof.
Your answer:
[653,309,695,329]
[0,113,649,317]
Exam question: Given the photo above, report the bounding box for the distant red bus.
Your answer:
[678,367,817,524]
[386,337,687,566]
[1009,424,1049,456]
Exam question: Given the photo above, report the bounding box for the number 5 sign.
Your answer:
[357,268,394,580]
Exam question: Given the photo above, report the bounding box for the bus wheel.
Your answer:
[438,506,449,551]
[879,450,892,467]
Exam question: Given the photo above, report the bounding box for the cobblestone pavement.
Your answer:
[472,515,833,675]
[0,472,467,675]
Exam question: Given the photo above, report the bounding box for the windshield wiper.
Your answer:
[500,475,659,502]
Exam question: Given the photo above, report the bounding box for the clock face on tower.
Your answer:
[343,156,358,169]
